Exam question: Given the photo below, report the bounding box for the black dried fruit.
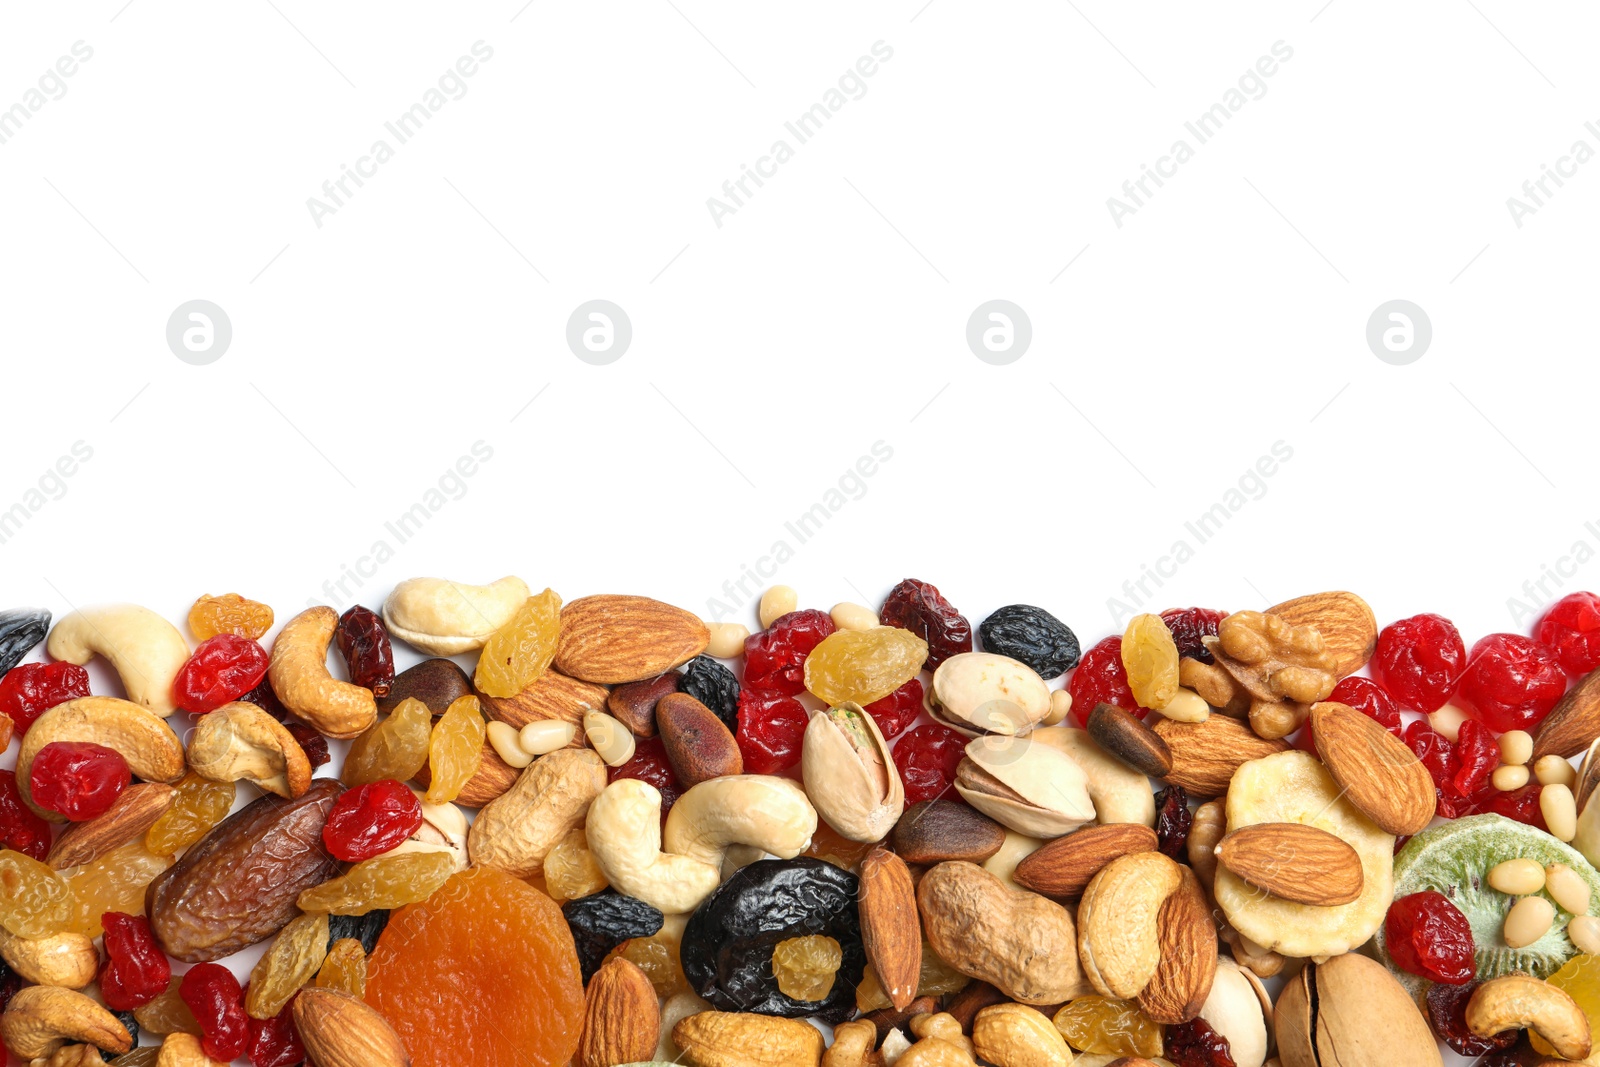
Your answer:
[978,604,1080,677]
[105,1009,139,1059]
[0,609,49,678]
[563,889,664,983]
[681,857,864,1023]
[1153,784,1192,859]
[678,655,738,732]
[327,909,390,955]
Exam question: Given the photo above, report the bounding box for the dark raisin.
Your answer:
[1161,608,1227,664]
[880,580,972,670]
[326,909,390,955]
[105,1009,140,1059]
[285,722,330,769]
[1153,785,1192,859]
[237,677,288,720]
[677,656,739,732]
[562,889,665,983]
[977,605,1080,677]
[0,958,18,1014]
[0,608,49,678]
[1426,981,1518,1056]
[1166,1017,1237,1067]
[335,606,395,697]
[681,858,864,1024]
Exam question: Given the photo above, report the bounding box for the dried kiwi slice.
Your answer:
[1380,813,1600,995]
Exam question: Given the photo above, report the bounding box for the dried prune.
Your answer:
[678,655,739,731]
[0,608,49,677]
[977,605,1080,677]
[881,579,972,670]
[562,888,664,982]
[1153,785,1192,859]
[336,605,395,696]
[681,857,865,1023]
[327,909,390,955]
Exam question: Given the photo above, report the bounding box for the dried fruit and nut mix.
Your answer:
[7,584,1600,1065]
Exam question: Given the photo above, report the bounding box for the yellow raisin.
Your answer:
[424,695,486,804]
[543,829,608,904]
[474,589,563,698]
[1534,953,1600,1057]
[855,943,971,1012]
[803,628,928,706]
[246,911,330,1020]
[1052,995,1164,1057]
[297,852,455,915]
[316,936,368,997]
[1122,614,1179,710]
[0,849,71,938]
[618,913,688,997]
[62,842,171,939]
[344,696,432,787]
[187,592,274,641]
[772,934,843,1002]
[134,976,201,1036]
[146,772,236,857]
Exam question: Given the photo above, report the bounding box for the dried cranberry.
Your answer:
[180,961,250,1061]
[1166,1017,1237,1067]
[1405,721,1469,819]
[100,911,171,1011]
[1455,633,1568,732]
[174,633,271,714]
[246,991,306,1067]
[1426,980,1518,1055]
[1472,782,1548,830]
[322,779,423,862]
[286,720,330,768]
[1300,675,1404,753]
[0,770,51,861]
[1386,891,1476,984]
[1160,607,1226,664]
[1153,785,1192,859]
[893,723,969,805]
[29,740,129,821]
[863,678,924,740]
[1452,719,1499,797]
[336,605,395,696]
[0,661,90,736]
[743,610,836,696]
[880,579,972,670]
[734,690,809,775]
[1537,591,1600,676]
[1372,613,1467,713]
[1066,636,1146,726]
[609,736,684,815]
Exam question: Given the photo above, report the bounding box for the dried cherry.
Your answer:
[246,992,305,1067]
[1067,636,1145,726]
[0,609,49,677]
[1299,675,1403,753]
[1405,721,1469,819]
[735,690,809,775]
[1425,980,1518,1055]
[1452,718,1499,798]
[100,911,171,1011]
[0,770,51,861]
[286,721,330,769]
[679,655,739,731]
[1537,591,1600,676]
[179,961,250,1061]
[1153,785,1192,859]
[336,605,394,697]
[1371,613,1467,713]
[1472,782,1548,830]
[744,610,836,696]
[0,661,90,736]
[322,779,423,862]
[561,888,664,982]
[1386,891,1476,984]
[977,605,1079,677]
[1165,1017,1237,1067]
[609,736,684,816]
[892,723,969,805]
[30,740,130,821]
[880,579,972,670]
[1160,607,1226,664]
[174,634,270,715]
[1455,633,1567,732]
[863,678,924,740]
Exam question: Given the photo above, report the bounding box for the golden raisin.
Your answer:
[542,829,608,904]
[1122,614,1180,710]
[344,697,432,788]
[297,851,455,915]
[188,592,274,641]
[855,943,971,1012]
[146,772,236,857]
[803,627,928,706]
[62,842,171,939]
[246,911,330,1020]
[316,936,368,997]
[1052,995,1164,1057]
[0,849,71,938]
[617,913,688,997]
[475,589,562,698]
[424,695,486,804]
[134,977,201,1036]
[772,935,843,1001]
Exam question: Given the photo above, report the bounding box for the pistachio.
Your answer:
[802,703,905,843]
[1275,952,1441,1067]
[381,793,469,871]
[953,737,1094,838]
[930,653,1051,737]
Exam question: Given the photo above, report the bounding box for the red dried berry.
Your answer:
[1067,636,1146,726]
[237,676,288,719]
[99,911,171,1011]
[863,678,924,740]
[609,736,684,816]
[1452,719,1499,798]
[1404,721,1469,819]
[180,961,250,1061]
[29,741,129,822]
[247,991,306,1067]
[1160,607,1227,664]
[1372,613,1467,713]
[322,779,423,862]
[286,721,330,769]
[734,690,809,775]
[1426,981,1518,1055]
[1386,891,1476,984]
[1537,591,1600,676]
[880,579,972,670]
[743,610,836,696]
[1455,633,1568,732]
[1153,785,1192,859]
[893,723,969,805]
[1472,782,1548,830]
[174,633,271,714]
[0,661,90,736]
[1165,1017,1237,1067]
[0,770,52,861]
[336,605,395,696]
[1299,675,1404,753]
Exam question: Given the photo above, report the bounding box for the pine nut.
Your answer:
[1156,688,1210,723]
[584,710,636,767]
[1428,704,1468,742]
[1043,689,1073,727]
[705,622,750,659]
[759,586,798,629]
[830,602,878,631]
[1489,858,1546,896]
[1535,754,1578,788]
[1499,730,1534,766]
[486,720,533,769]
[1543,785,1580,844]
[519,719,577,756]
[1547,862,1591,914]
[1493,764,1531,791]
[1504,895,1556,948]
[1570,915,1600,955]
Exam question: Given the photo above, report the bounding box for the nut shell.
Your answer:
[891,801,1007,865]
[1275,952,1442,1067]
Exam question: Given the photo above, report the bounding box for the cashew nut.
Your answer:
[185,702,311,798]
[267,607,377,739]
[1467,974,1592,1062]
[898,1014,978,1067]
[17,697,186,822]
[972,1003,1072,1067]
[0,986,131,1059]
[0,928,97,990]
[1031,727,1156,827]
[824,1019,882,1067]
[1077,851,1183,999]
[587,779,722,914]
[36,1043,111,1067]
[46,605,190,717]
[156,1032,228,1065]
[468,748,607,877]
[383,791,469,871]
[663,775,818,869]
[382,575,530,655]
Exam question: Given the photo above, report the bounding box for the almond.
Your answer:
[576,956,659,1067]
[1152,715,1291,799]
[1086,703,1173,777]
[292,987,410,1067]
[47,782,176,870]
[1138,866,1216,1024]
[1012,823,1158,900]
[1216,822,1364,906]
[479,668,608,737]
[673,1010,825,1067]
[1266,591,1377,677]
[656,692,742,785]
[1534,667,1600,761]
[414,735,521,807]
[1310,701,1435,835]
[555,595,709,684]
[606,673,681,737]
[859,848,921,1011]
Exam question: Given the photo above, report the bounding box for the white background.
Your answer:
[1,2,1598,1064]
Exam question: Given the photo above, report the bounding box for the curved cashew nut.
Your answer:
[0,928,98,989]
[468,748,607,878]
[1031,727,1156,827]
[17,697,186,822]
[46,605,189,717]
[382,575,529,655]
[267,607,377,739]
[1467,974,1592,1062]
[662,775,818,869]
[186,702,312,798]
[586,779,721,914]
[0,985,131,1059]
[973,1003,1073,1067]
[1077,851,1183,999]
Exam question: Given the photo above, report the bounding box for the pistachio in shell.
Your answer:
[1275,952,1442,1067]
[801,702,904,843]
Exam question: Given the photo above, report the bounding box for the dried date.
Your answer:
[336,606,395,697]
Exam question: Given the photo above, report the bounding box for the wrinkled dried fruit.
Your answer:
[298,850,454,915]
[1123,614,1180,710]
[0,847,70,937]
[1385,890,1476,984]
[475,589,562,698]
[336,605,395,696]
[1068,636,1145,726]
[1372,613,1467,714]
[1165,1017,1237,1067]
[64,840,171,938]
[679,655,739,731]
[735,689,810,774]
[322,779,423,862]
[893,723,969,806]
[978,604,1080,678]
[246,911,329,1020]
[608,736,684,816]
[30,740,129,822]
[181,961,249,1061]
[145,772,235,857]
[881,579,972,670]
[772,934,843,1001]
[543,827,608,903]
[0,660,89,736]
[344,696,433,788]
[1161,607,1227,664]
[619,919,687,997]
[1426,979,1518,1056]
[744,609,836,696]
[804,627,928,706]
[0,770,51,861]
[564,887,665,982]
[326,908,390,955]
[1455,633,1568,732]
[175,634,271,714]
[246,993,305,1067]
[0,608,49,677]
[316,936,367,997]
[424,695,486,803]
[189,594,273,641]
[135,977,200,1036]
[1153,785,1192,859]
[101,911,171,1011]
[863,678,924,741]
[1052,995,1163,1056]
